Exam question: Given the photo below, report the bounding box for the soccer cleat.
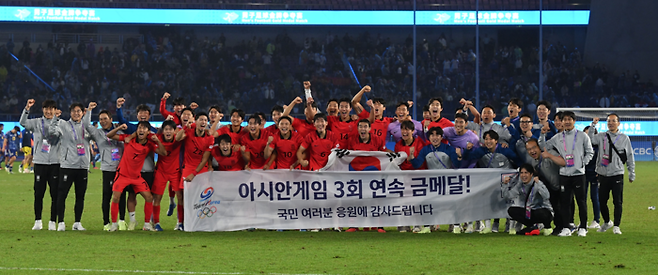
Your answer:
[613,226,622,235]
[453,225,462,234]
[398,226,407,233]
[492,221,499,233]
[464,223,474,234]
[577,228,587,237]
[362,227,370,232]
[475,221,485,232]
[32,220,43,230]
[18,166,23,173]
[127,220,136,231]
[167,202,176,216]
[412,226,422,233]
[178,224,185,231]
[598,220,613,232]
[509,227,517,235]
[174,222,182,230]
[557,228,572,237]
[432,225,441,231]
[109,223,118,232]
[57,222,66,232]
[588,221,601,229]
[333,227,342,232]
[154,223,163,231]
[480,226,492,234]
[542,228,553,236]
[118,220,127,231]
[346,227,357,232]
[48,221,56,231]
[526,229,541,236]
[103,224,111,231]
[310,229,320,232]
[419,227,431,234]
[143,223,156,231]
[72,222,86,231]
[377,228,386,233]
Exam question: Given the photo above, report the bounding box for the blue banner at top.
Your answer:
[0,6,589,25]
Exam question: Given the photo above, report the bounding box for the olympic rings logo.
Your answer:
[197,206,217,219]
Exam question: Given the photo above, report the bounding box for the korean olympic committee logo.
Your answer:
[223,12,239,23]
[196,187,220,219]
[15,9,31,20]
[433,13,451,24]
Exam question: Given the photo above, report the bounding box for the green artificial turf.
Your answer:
[1,163,657,275]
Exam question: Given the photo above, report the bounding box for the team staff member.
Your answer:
[106,122,167,232]
[175,112,214,231]
[547,111,594,237]
[589,114,635,235]
[49,102,96,231]
[85,110,126,231]
[20,99,62,231]
[502,163,554,236]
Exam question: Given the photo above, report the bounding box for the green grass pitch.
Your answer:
[1,163,657,275]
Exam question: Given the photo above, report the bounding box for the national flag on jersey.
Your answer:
[319,149,407,172]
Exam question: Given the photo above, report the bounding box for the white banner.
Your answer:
[184,168,517,232]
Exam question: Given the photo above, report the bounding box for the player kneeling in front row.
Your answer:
[106,122,167,232]
[503,163,554,236]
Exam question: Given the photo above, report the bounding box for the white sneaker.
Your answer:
[557,228,572,237]
[48,221,56,231]
[32,220,43,230]
[613,226,622,235]
[57,222,66,231]
[174,222,182,230]
[72,222,86,231]
[109,222,118,232]
[464,223,474,233]
[598,220,614,232]
[412,226,422,233]
[128,220,136,231]
[453,225,462,234]
[588,221,601,229]
[143,223,156,231]
[577,228,587,237]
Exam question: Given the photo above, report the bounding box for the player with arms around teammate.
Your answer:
[152,120,184,231]
[20,99,62,231]
[264,116,303,170]
[240,115,276,170]
[212,134,245,171]
[106,122,167,232]
[85,110,126,231]
[296,113,339,171]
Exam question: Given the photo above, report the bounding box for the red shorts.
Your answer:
[153,170,181,195]
[113,174,151,194]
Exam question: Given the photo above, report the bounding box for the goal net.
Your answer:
[556,107,658,161]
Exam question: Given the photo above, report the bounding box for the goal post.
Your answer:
[556,107,658,161]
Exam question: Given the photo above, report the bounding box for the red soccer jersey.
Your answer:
[160,98,181,126]
[394,137,428,170]
[211,149,244,171]
[240,131,274,169]
[155,133,183,175]
[269,132,303,169]
[182,126,214,176]
[327,115,358,149]
[292,118,317,138]
[263,124,280,138]
[347,134,387,152]
[301,130,339,171]
[359,110,394,139]
[116,134,158,179]
[217,125,247,145]
[422,117,454,144]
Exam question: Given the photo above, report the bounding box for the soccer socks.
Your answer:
[144,202,153,223]
[177,205,184,223]
[111,202,119,223]
[129,212,136,223]
[153,205,161,224]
